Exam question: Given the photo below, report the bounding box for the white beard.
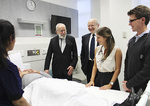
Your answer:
[58,34,66,39]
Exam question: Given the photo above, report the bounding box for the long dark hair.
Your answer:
[96,27,115,60]
[0,19,15,69]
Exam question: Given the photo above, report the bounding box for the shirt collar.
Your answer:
[91,33,96,37]
[135,30,149,38]
[134,30,149,42]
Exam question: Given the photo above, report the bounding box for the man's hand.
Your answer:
[67,66,74,76]
[122,81,131,92]
[44,69,49,74]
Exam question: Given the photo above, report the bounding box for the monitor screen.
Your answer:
[51,15,71,34]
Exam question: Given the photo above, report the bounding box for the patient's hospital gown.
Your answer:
[22,71,51,89]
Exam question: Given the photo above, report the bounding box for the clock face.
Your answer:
[27,0,36,11]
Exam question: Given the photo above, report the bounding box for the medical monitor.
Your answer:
[51,15,71,34]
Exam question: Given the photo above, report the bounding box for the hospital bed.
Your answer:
[23,77,129,106]
[8,52,150,106]
[22,78,150,106]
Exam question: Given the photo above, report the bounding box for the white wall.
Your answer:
[91,0,100,21]
[41,0,77,10]
[109,0,132,91]
[77,0,91,54]
[140,0,150,29]
[13,37,50,71]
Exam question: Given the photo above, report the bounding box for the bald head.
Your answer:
[88,18,99,25]
[88,18,99,34]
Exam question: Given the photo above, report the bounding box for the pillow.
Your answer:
[8,51,25,71]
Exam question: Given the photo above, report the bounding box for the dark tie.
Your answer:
[90,34,95,60]
[59,38,63,50]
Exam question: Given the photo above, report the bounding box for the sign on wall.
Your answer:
[34,24,42,37]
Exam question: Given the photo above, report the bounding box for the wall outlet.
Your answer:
[42,48,47,55]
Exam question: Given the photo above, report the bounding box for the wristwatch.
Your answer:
[110,81,114,86]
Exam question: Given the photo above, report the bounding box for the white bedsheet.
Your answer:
[23,78,129,106]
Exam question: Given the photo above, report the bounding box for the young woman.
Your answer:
[86,27,122,90]
[0,19,30,106]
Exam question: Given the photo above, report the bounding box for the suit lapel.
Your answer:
[63,35,70,54]
[56,36,62,53]
[87,34,91,53]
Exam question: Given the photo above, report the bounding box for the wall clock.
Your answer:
[27,0,36,11]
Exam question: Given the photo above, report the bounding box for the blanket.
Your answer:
[23,78,129,106]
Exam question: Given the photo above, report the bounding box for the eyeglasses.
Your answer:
[129,19,138,23]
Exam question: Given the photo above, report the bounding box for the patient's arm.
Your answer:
[12,97,30,106]
[18,68,41,78]
[30,69,41,74]
[18,68,30,78]
[20,71,30,78]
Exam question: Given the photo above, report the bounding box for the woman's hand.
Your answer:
[23,69,34,73]
[19,71,30,78]
[99,84,112,90]
[32,70,40,74]
[12,97,31,106]
[85,81,94,87]
[23,69,40,74]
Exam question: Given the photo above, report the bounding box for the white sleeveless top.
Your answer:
[95,45,118,72]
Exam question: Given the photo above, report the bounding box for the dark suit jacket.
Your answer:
[80,33,98,75]
[44,35,78,76]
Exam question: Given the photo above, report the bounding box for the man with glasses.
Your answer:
[123,5,150,93]
[81,18,99,83]
[44,23,78,80]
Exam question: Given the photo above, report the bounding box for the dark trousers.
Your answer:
[53,73,72,81]
[86,60,94,83]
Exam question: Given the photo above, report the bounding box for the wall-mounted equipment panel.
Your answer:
[27,49,40,56]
